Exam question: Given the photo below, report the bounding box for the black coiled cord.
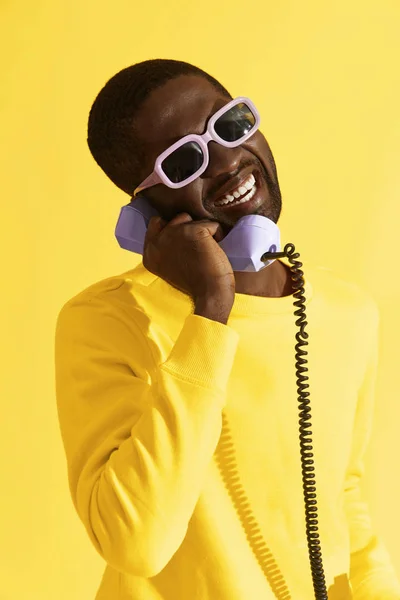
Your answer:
[262,244,328,600]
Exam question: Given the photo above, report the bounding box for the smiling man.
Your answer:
[54,59,400,599]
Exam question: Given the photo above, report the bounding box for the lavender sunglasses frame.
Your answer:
[133,96,260,196]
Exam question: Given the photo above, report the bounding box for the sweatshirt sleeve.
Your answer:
[54,291,239,578]
[344,303,400,599]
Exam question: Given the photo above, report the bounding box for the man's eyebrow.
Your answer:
[150,98,229,153]
[172,99,228,140]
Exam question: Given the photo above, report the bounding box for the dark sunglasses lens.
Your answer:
[161,141,204,183]
[214,102,256,142]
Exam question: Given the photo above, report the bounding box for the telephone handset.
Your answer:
[115,196,330,599]
[115,195,282,272]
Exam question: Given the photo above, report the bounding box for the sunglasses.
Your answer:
[133,97,260,196]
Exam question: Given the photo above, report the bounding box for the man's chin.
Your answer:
[216,210,259,241]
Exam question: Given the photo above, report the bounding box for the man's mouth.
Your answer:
[213,173,257,208]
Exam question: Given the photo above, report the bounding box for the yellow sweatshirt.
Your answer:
[54,257,400,600]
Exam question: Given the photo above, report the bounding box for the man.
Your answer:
[54,59,400,599]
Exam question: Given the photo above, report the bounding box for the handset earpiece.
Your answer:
[115,195,160,255]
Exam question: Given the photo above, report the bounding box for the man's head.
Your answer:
[88,59,282,232]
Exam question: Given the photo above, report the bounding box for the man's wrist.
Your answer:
[194,293,234,325]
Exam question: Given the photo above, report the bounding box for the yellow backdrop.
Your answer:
[1,0,399,598]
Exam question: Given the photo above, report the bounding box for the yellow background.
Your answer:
[1,1,399,598]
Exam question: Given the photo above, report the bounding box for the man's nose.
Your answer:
[202,141,242,179]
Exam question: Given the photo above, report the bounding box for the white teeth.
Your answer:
[233,185,256,206]
[215,178,257,207]
[215,173,257,206]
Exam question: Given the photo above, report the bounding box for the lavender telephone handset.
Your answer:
[114,195,330,599]
[115,195,281,272]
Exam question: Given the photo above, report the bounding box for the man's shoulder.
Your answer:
[58,261,154,315]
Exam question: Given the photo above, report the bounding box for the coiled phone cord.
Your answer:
[264,243,328,599]
[215,243,328,600]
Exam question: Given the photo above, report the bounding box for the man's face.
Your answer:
[133,75,282,235]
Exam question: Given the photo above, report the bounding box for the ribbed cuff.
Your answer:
[161,314,240,394]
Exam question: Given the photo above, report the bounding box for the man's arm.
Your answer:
[55,291,239,578]
[343,303,400,599]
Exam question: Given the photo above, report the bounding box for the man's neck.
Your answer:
[234,259,293,298]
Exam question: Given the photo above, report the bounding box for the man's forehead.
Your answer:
[135,76,228,146]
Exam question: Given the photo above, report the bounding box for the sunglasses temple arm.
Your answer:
[133,171,162,196]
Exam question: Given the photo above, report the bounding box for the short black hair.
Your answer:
[87,59,232,195]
